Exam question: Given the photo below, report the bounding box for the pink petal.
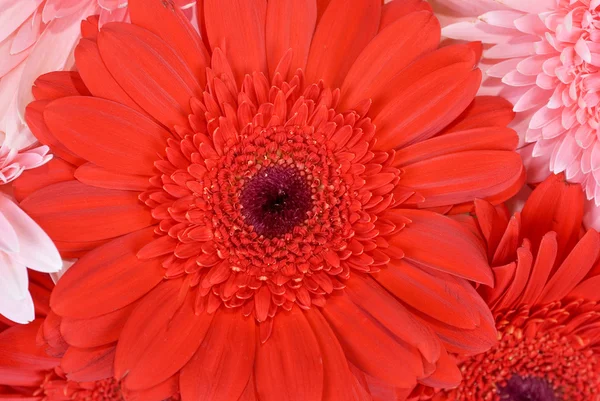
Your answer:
[0,192,62,273]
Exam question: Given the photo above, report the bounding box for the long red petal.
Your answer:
[400,150,525,209]
[31,71,90,101]
[386,209,493,285]
[180,308,255,401]
[60,302,137,348]
[255,307,324,401]
[50,227,162,318]
[321,293,424,388]
[521,173,585,261]
[204,0,268,84]
[44,97,170,176]
[265,0,316,79]
[345,275,441,364]
[305,0,381,88]
[97,23,201,129]
[340,11,440,110]
[13,158,75,202]
[20,181,154,243]
[61,344,115,382]
[75,163,151,191]
[116,283,214,390]
[374,259,481,329]
[128,0,210,84]
[74,38,147,114]
[0,321,58,386]
[538,230,600,304]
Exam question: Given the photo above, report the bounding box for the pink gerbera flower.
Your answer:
[436,0,600,228]
[0,0,195,183]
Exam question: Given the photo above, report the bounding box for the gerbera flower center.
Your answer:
[38,371,126,401]
[497,374,556,401]
[435,300,600,401]
[138,52,402,327]
[239,165,312,238]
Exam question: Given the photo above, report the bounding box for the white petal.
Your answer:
[0,252,34,324]
[0,208,18,253]
[0,193,61,272]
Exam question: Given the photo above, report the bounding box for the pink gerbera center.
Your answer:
[137,51,401,324]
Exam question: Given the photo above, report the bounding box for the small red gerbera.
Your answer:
[16,0,525,399]
[0,273,178,401]
[413,174,600,401]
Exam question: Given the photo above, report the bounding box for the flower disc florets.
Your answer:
[435,299,600,401]
[138,53,401,322]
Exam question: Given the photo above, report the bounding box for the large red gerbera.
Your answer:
[412,174,600,401]
[15,0,525,399]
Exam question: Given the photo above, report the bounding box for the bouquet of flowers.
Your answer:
[0,1,598,400]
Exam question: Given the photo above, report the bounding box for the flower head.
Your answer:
[16,0,525,398]
[436,0,600,229]
[0,193,61,324]
[414,174,600,401]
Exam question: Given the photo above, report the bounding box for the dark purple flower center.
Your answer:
[497,374,557,401]
[240,166,312,238]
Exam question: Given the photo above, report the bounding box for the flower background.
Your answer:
[0,1,598,400]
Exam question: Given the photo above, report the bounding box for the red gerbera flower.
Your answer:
[413,174,600,401]
[16,0,525,399]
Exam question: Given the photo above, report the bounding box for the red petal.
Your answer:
[393,127,518,167]
[20,181,154,242]
[75,163,151,191]
[25,101,85,166]
[417,348,461,388]
[306,0,381,88]
[116,283,214,390]
[204,0,268,84]
[374,259,481,329]
[387,209,493,285]
[61,344,115,382]
[373,67,481,150]
[538,230,600,304]
[442,96,515,133]
[401,150,525,209]
[415,281,497,355]
[97,22,201,129]
[129,0,210,84]
[321,293,424,388]
[44,96,169,176]
[180,308,255,401]
[345,275,441,364]
[50,227,163,318]
[304,307,376,401]
[340,11,440,110]
[32,71,90,101]
[569,275,600,301]
[495,246,533,310]
[60,302,137,348]
[380,0,432,30]
[13,158,75,202]
[255,307,324,401]
[0,321,58,387]
[123,375,179,401]
[520,232,558,305]
[81,15,99,39]
[74,38,147,114]
[521,173,585,261]
[266,0,316,80]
